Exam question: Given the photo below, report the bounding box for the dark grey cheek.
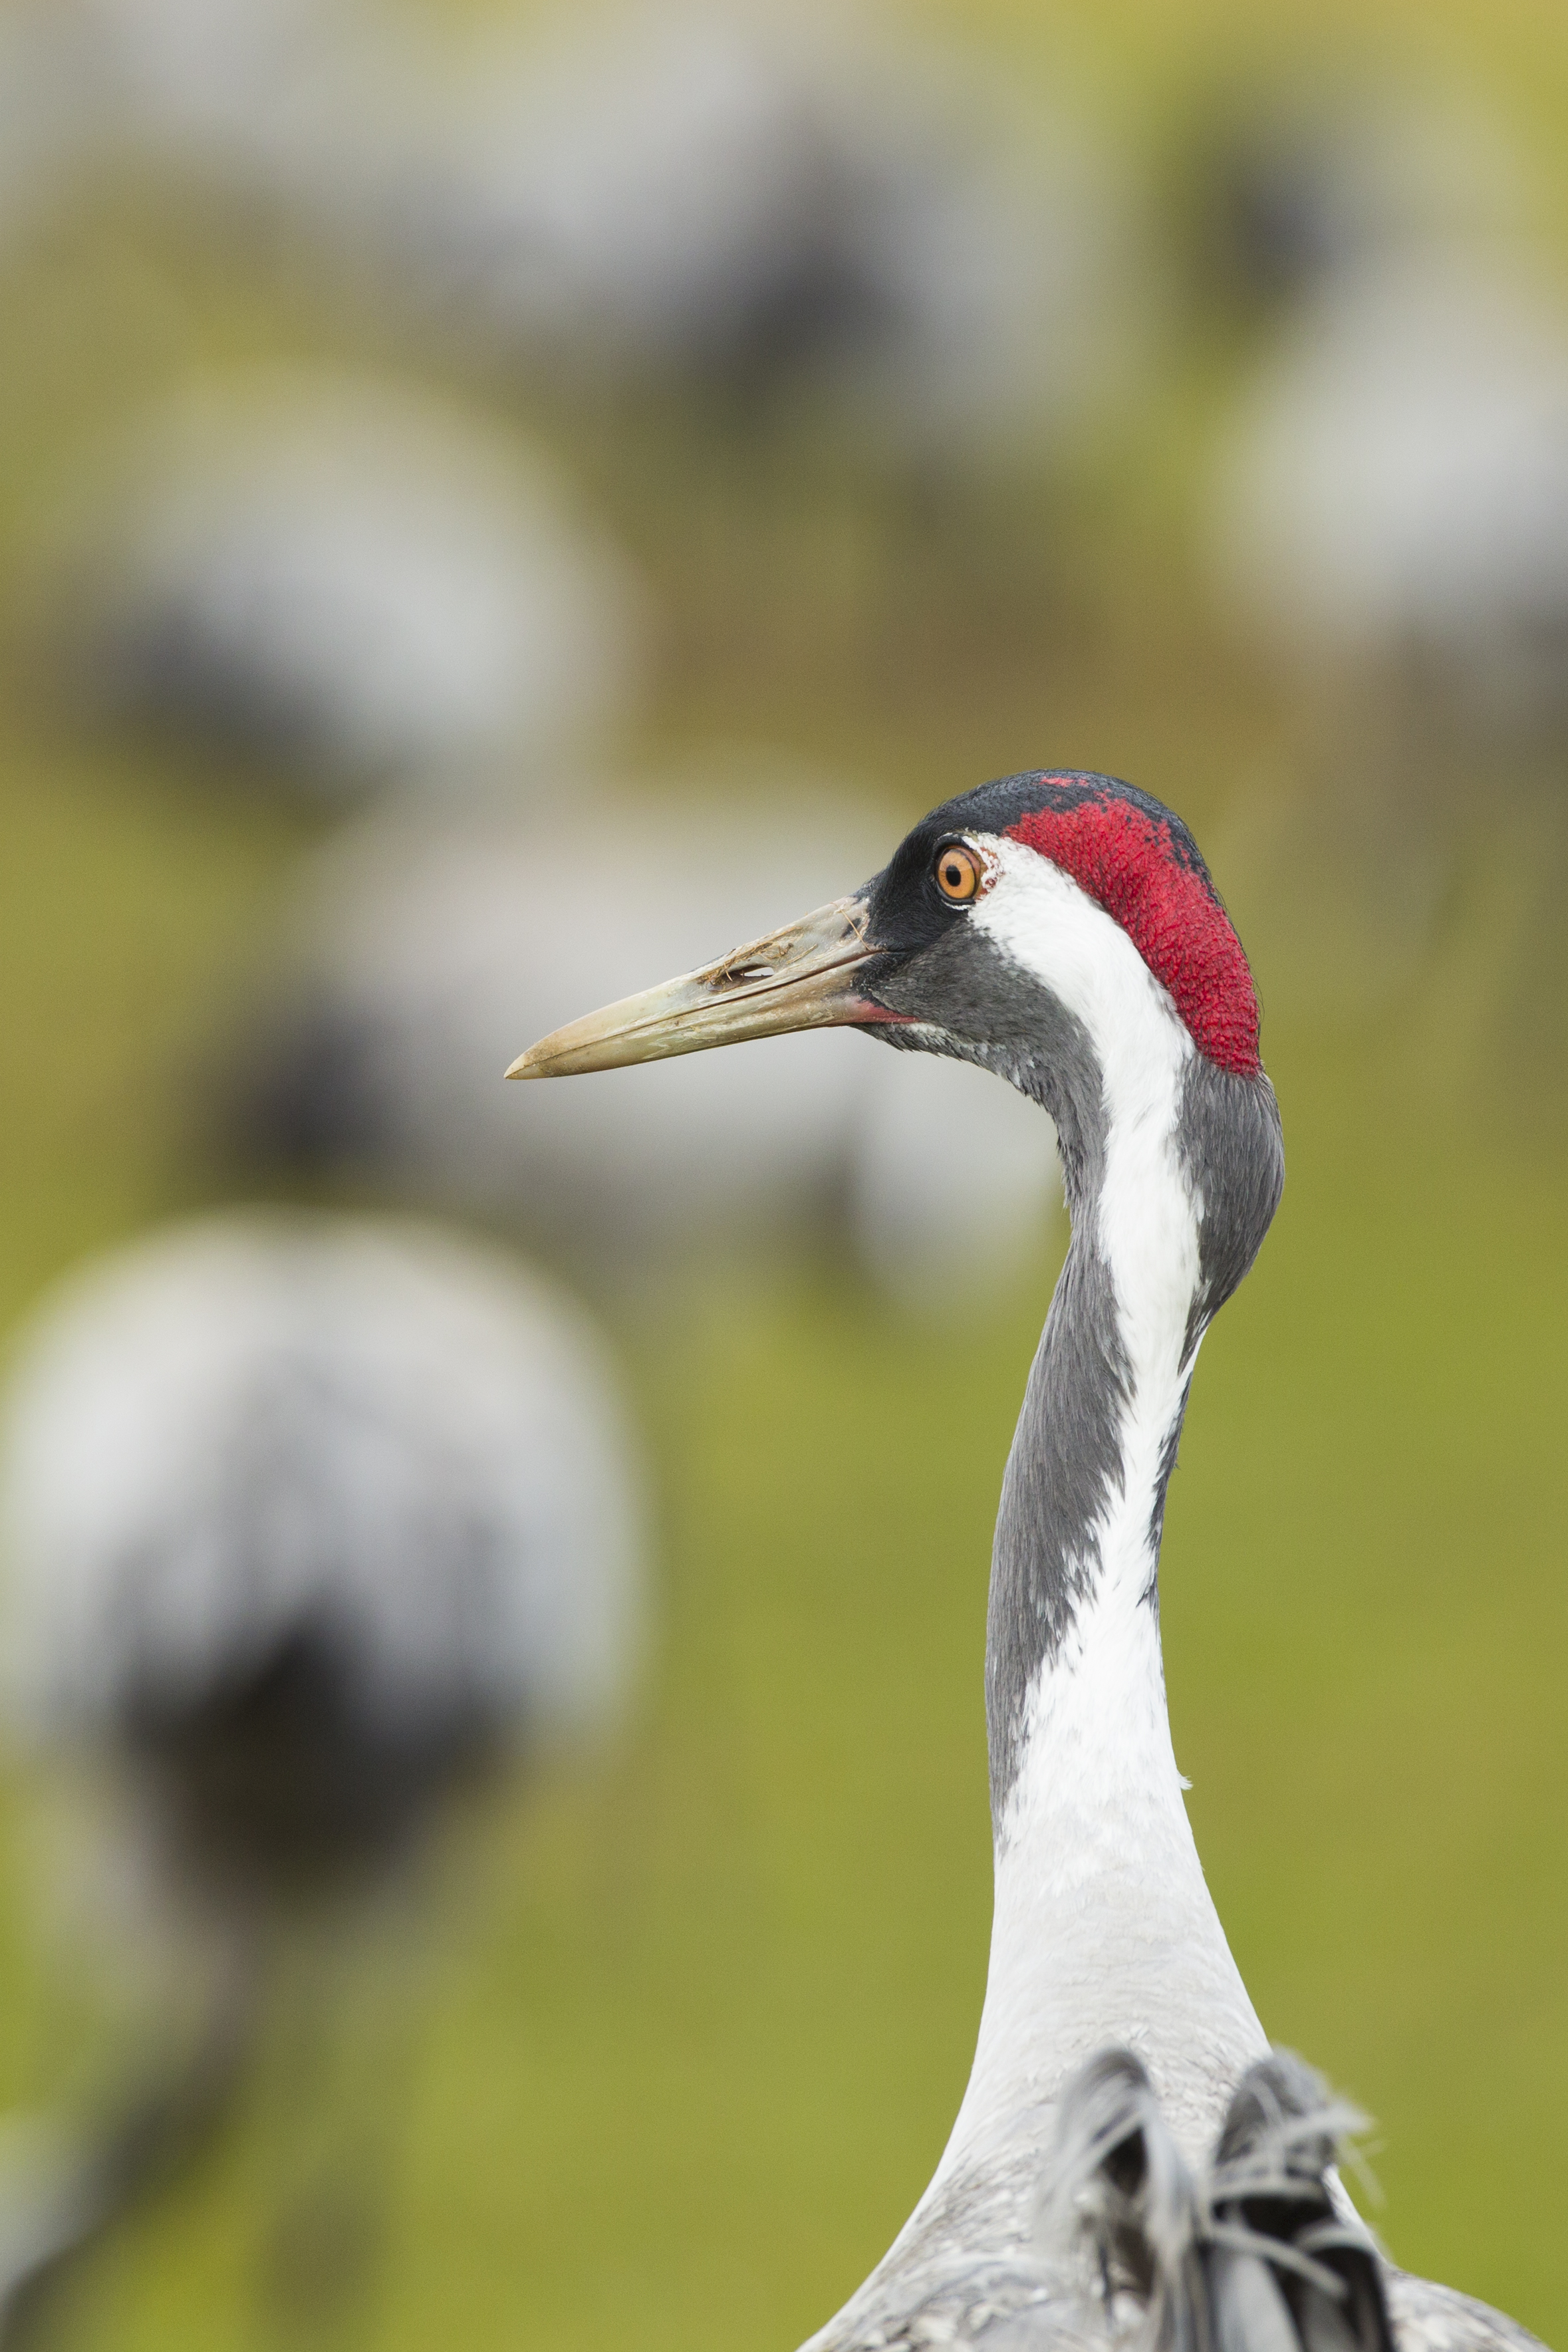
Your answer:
[874,930,1108,1216]
[874,929,1039,1053]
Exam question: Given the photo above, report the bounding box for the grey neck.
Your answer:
[985,1050,1285,1825]
[985,1224,1139,1815]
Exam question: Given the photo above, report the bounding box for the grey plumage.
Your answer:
[867,926,1285,1818]
[986,1236,1128,1813]
[1041,2048,1393,2352]
[871,926,1111,1197]
[1380,2277,1549,2352]
[872,932,1135,1810]
[1176,1057,1286,1359]
[796,2049,1394,2352]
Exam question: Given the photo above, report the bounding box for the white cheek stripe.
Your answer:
[972,839,1202,1412]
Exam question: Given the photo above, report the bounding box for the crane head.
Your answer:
[508,769,1263,1097]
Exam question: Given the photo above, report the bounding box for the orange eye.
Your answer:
[934,842,983,903]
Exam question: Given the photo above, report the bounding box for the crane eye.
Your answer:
[934,842,983,903]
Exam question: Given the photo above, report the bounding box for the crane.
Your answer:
[1210,247,1568,744]
[508,767,1545,2352]
[58,366,644,795]
[36,1,1136,459]
[0,1208,644,2337]
[313,5,1136,454]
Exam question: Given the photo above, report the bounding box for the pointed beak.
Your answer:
[507,895,900,1079]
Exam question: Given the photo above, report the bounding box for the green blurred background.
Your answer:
[0,0,1565,2345]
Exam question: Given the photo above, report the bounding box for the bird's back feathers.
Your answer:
[809,2049,1545,2352]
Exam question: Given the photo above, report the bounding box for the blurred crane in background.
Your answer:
[1192,86,1568,1110]
[1202,82,1568,753]
[215,780,1061,1313]
[1211,247,1568,744]
[309,6,1142,455]
[1,0,1144,465]
[41,366,645,797]
[0,1212,645,2341]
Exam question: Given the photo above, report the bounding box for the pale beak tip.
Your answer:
[504,1049,539,1080]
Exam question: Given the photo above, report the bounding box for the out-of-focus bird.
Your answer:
[52,0,1137,459]
[1210,248,1568,741]
[6,1,1147,470]
[0,0,364,259]
[219,783,1060,1309]
[340,9,1138,452]
[508,768,1546,2351]
[49,367,644,793]
[386,9,1138,454]
[0,1212,643,1843]
[0,1210,644,2332]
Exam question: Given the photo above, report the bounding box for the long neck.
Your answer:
[904,1046,1269,2279]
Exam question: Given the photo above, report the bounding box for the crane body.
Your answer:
[510,769,1547,2352]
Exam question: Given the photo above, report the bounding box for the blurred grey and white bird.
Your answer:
[72,0,346,158]
[0,1210,644,2330]
[338,8,1141,453]
[219,781,1061,1308]
[0,1210,644,1874]
[1209,247,1568,739]
[507,767,1547,2351]
[51,368,644,793]
[0,0,1146,463]
[51,0,1138,458]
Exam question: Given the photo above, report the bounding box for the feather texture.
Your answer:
[1041,2047,1394,2352]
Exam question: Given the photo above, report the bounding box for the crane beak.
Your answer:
[507,895,900,1079]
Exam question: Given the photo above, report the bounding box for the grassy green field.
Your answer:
[0,1,1564,2345]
